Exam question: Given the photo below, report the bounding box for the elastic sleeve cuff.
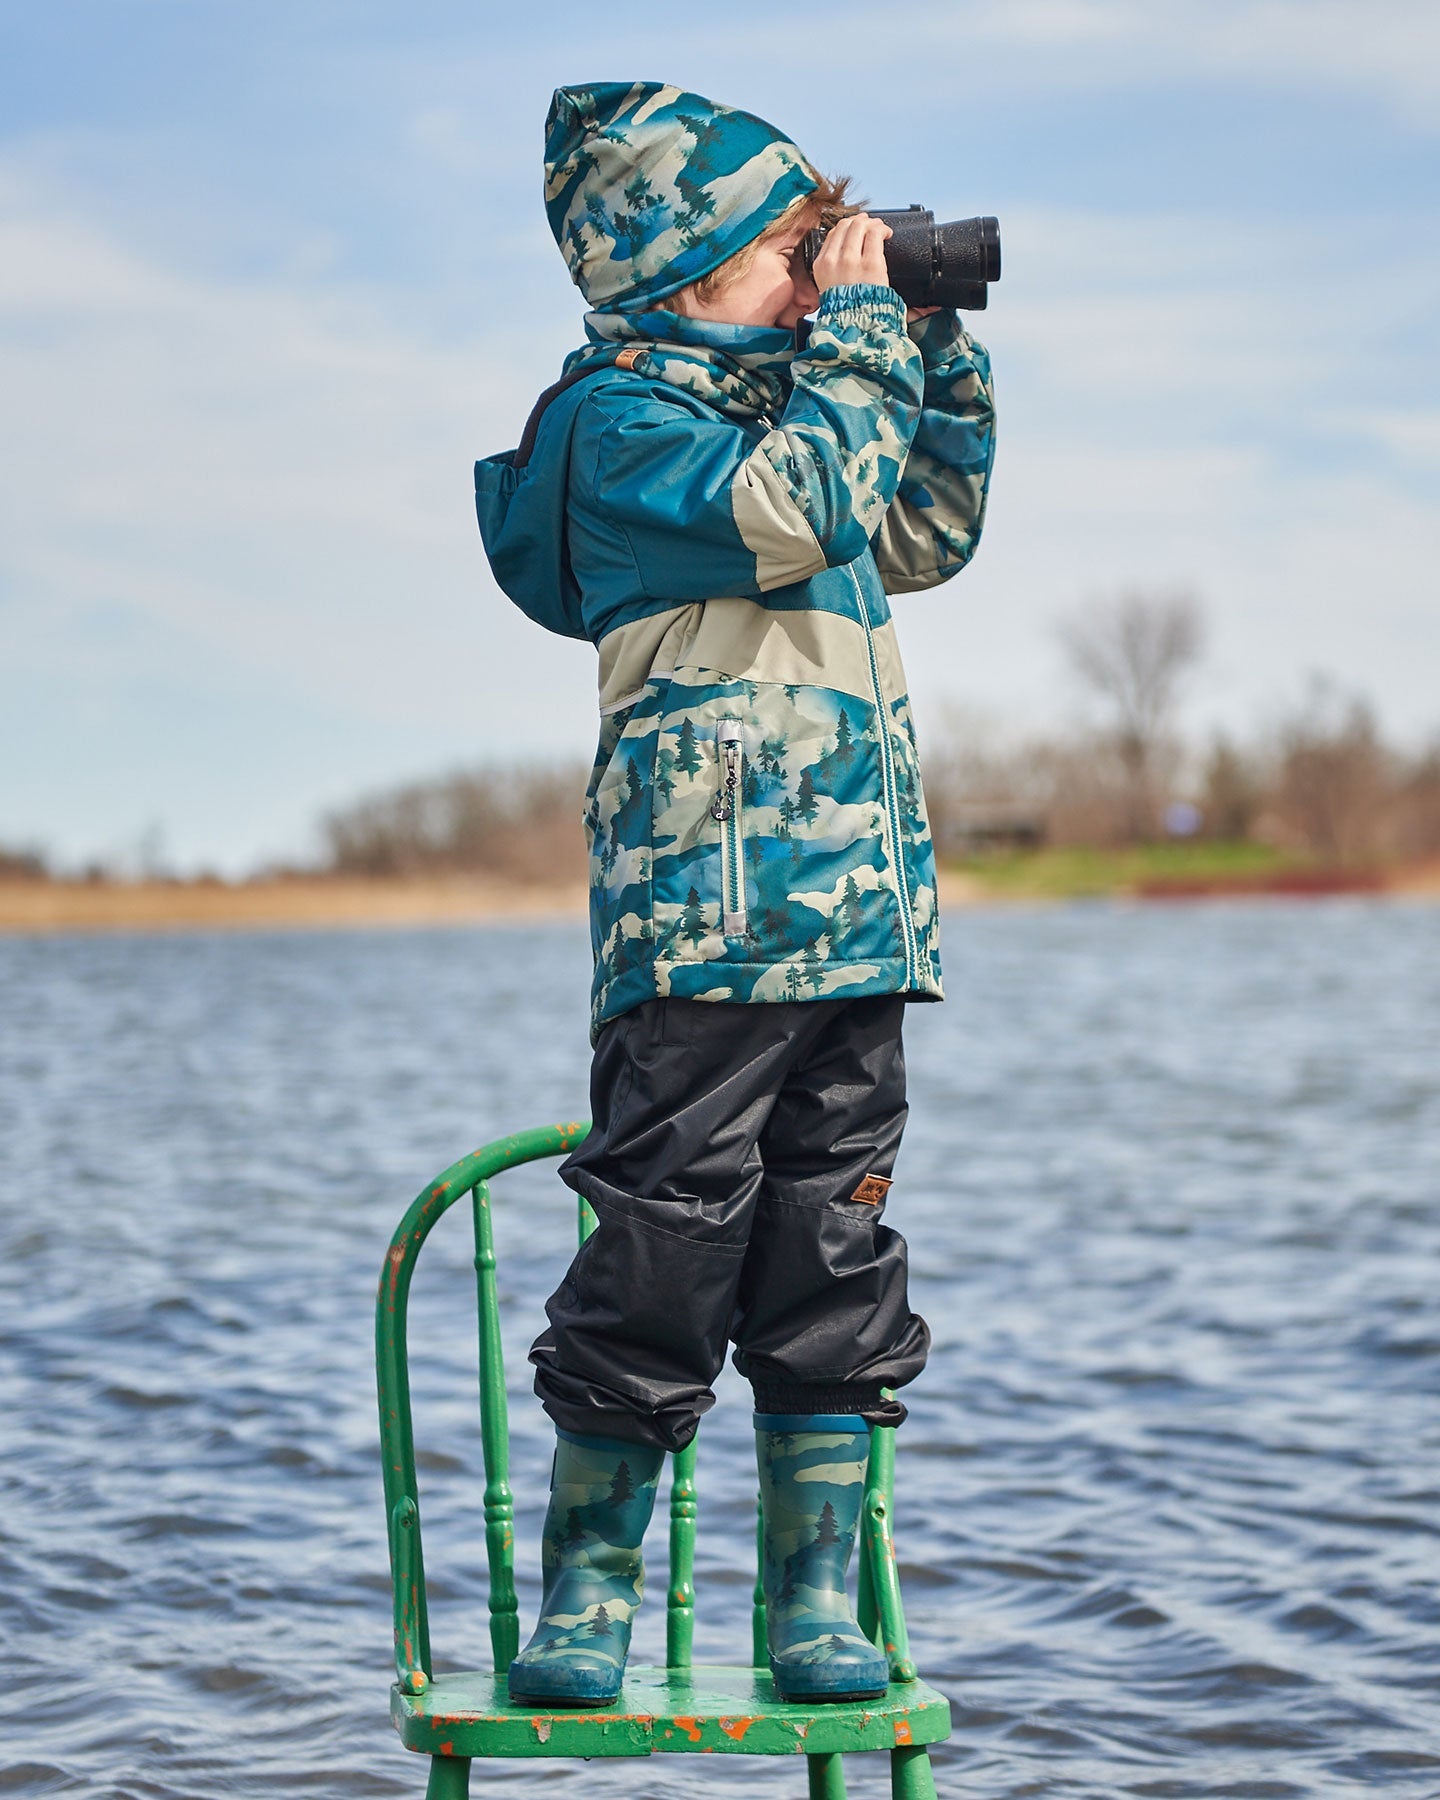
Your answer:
[815,283,907,334]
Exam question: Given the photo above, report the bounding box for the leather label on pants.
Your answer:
[849,1174,893,1206]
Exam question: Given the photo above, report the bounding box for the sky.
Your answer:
[2,0,1437,873]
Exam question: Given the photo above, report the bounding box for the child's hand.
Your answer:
[906,305,942,323]
[811,212,893,292]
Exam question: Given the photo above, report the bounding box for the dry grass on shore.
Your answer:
[0,875,589,936]
[0,870,989,935]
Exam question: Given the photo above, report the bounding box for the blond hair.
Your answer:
[671,172,854,309]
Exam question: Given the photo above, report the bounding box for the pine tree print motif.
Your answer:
[655,747,677,810]
[675,717,703,780]
[679,886,707,946]
[802,943,826,995]
[796,768,819,825]
[829,873,865,948]
[833,709,855,764]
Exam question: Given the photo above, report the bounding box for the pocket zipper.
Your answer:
[710,720,748,937]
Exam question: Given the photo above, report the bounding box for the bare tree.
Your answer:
[321,761,587,882]
[1265,678,1389,865]
[1057,589,1205,840]
[1388,740,1440,861]
[1200,735,1266,842]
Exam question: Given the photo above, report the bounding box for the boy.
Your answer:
[475,81,994,1706]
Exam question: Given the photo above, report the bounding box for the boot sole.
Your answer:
[507,1657,624,1707]
[507,1686,622,1708]
[773,1683,889,1703]
[770,1662,889,1704]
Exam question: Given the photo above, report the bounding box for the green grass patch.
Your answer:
[946,840,1299,900]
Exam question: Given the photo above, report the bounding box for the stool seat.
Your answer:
[393,1664,952,1760]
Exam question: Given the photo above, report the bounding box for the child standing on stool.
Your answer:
[475,81,995,1706]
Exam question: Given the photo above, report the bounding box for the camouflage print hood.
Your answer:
[544,81,818,312]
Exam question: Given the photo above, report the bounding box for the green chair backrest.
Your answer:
[375,1124,916,1697]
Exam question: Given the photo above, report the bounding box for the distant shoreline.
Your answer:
[0,875,590,936]
[1,860,1436,937]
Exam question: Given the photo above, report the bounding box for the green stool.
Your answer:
[376,1124,951,1799]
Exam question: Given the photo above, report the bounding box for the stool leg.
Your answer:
[425,1754,471,1799]
[890,1744,938,1800]
[807,1750,847,1799]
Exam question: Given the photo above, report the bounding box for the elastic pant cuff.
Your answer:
[747,1380,908,1429]
[755,1412,869,1432]
[538,1392,700,1454]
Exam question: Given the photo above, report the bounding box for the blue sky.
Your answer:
[3,1,1437,871]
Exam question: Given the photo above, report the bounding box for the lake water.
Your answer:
[2,901,1438,1799]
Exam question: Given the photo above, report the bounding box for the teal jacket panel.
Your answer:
[475,284,995,1038]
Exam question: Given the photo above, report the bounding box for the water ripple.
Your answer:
[2,903,1438,1795]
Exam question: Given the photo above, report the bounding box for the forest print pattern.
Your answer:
[585,665,942,1039]
[544,81,818,312]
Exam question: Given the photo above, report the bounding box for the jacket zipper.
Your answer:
[848,569,919,987]
[710,719,748,937]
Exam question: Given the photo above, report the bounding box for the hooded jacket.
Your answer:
[476,83,995,1040]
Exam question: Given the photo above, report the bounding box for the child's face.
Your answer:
[679,224,821,330]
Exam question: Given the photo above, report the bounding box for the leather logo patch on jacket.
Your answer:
[849,1174,893,1206]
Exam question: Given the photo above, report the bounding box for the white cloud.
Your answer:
[892,0,1440,121]
[0,160,593,712]
[0,160,601,865]
[1352,410,1440,468]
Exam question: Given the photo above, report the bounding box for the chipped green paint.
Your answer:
[391,1664,951,1759]
[376,1124,948,1796]
[376,1123,589,1691]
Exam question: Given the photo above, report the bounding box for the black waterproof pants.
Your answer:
[530,994,930,1451]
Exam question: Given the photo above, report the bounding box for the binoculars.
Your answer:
[802,206,1001,310]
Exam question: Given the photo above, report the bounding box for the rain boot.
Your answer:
[755,1413,890,1702]
[508,1429,664,1706]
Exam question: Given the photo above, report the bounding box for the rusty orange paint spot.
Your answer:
[719,1716,760,1741]
[672,1716,703,1742]
[438,1740,453,1755]
[894,1718,913,1746]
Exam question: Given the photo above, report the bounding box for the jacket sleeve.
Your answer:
[871,309,995,594]
[576,284,925,602]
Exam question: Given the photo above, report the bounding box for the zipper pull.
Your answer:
[711,728,742,822]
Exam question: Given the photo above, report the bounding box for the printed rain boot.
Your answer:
[755,1413,890,1702]
[508,1429,664,1706]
